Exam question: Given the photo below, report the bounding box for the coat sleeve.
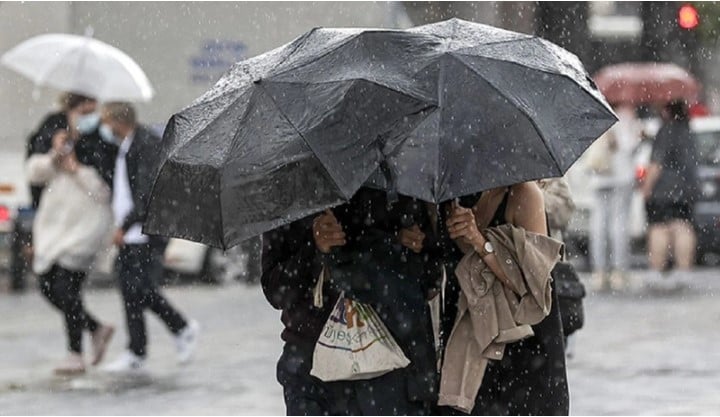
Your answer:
[121,133,159,232]
[72,166,111,203]
[261,220,324,311]
[26,153,58,185]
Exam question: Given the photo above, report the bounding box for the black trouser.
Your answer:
[117,243,187,357]
[39,265,99,353]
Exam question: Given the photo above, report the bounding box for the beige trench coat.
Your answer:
[438,224,563,413]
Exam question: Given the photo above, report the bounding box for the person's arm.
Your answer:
[261,221,324,311]
[447,182,547,288]
[26,152,59,185]
[121,138,157,232]
[641,125,670,199]
[641,163,662,199]
[70,162,111,203]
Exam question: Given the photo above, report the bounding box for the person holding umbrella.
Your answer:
[436,182,569,415]
[99,102,199,372]
[27,128,116,375]
[262,187,439,415]
[26,92,104,207]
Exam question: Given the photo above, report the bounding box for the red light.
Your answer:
[0,205,9,222]
[678,4,699,30]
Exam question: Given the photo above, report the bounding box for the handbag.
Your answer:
[552,260,586,337]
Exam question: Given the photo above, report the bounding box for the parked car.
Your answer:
[565,115,720,269]
[0,151,32,291]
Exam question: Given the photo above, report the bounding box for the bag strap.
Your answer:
[313,266,326,308]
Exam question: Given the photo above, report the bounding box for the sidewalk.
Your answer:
[1,269,719,415]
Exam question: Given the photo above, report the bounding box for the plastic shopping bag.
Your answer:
[310,292,410,382]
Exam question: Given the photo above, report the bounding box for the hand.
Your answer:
[446,201,485,251]
[641,185,652,201]
[313,209,346,254]
[398,224,425,253]
[59,152,79,173]
[51,130,73,157]
[113,229,126,247]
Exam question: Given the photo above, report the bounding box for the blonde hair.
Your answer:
[103,102,137,126]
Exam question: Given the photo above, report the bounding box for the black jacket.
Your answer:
[26,113,68,208]
[119,126,162,234]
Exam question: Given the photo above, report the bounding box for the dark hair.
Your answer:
[59,92,96,111]
[665,100,689,121]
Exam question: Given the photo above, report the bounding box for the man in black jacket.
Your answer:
[99,102,199,372]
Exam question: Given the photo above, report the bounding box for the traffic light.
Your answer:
[678,4,699,30]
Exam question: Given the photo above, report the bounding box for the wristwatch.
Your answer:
[477,240,494,258]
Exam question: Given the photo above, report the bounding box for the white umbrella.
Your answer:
[1,33,154,102]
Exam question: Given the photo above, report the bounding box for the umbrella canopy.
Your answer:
[364,19,617,202]
[144,27,436,248]
[1,33,154,102]
[593,62,700,106]
[145,18,616,248]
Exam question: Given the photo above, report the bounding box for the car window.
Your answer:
[692,131,720,167]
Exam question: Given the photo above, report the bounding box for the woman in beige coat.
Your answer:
[436,182,569,415]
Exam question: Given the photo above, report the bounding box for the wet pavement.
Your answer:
[1,269,719,415]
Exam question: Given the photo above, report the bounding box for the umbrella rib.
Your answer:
[450,53,563,174]
[253,81,351,200]
[455,38,605,102]
[266,32,362,81]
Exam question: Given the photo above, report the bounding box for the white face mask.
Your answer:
[99,123,120,145]
[76,112,100,134]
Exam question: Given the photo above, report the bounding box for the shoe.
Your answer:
[91,325,115,366]
[175,320,200,365]
[54,353,86,376]
[102,351,146,372]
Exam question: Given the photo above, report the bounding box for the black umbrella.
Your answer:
[364,18,617,202]
[145,19,616,248]
[144,27,438,248]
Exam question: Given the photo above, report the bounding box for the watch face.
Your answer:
[484,241,494,253]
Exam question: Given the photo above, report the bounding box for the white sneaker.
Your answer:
[175,320,200,365]
[102,351,145,372]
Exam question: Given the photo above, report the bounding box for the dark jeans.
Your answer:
[117,244,187,357]
[39,265,99,353]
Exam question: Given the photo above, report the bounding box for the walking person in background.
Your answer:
[538,177,585,359]
[10,93,104,293]
[100,102,199,372]
[640,100,700,291]
[586,104,642,292]
[27,129,115,375]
